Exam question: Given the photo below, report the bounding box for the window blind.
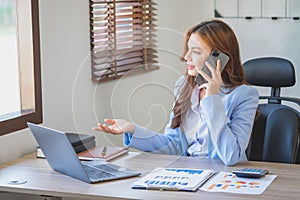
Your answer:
[90,0,158,82]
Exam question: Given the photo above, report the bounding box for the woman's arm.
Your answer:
[201,85,259,165]
[94,76,188,155]
[124,111,187,155]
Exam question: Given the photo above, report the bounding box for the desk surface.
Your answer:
[0,152,300,200]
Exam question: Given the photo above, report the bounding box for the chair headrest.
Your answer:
[243,57,295,88]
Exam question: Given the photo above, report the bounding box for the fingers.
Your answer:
[200,60,222,82]
[197,65,212,82]
[215,60,222,80]
[92,127,103,131]
[99,123,112,132]
[216,59,221,72]
[93,119,115,133]
[92,123,109,132]
[104,118,115,125]
[103,119,123,134]
[93,119,132,135]
[102,125,122,135]
[197,60,223,96]
[94,123,122,135]
[205,60,221,79]
[196,61,216,83]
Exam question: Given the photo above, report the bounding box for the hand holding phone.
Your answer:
[195,50,229,85]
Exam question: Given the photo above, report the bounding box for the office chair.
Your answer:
[243,57,300,163]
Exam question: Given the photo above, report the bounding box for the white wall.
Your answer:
[0,0,299,198]
[227,19,300,100]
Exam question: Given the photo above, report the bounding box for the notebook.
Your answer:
[78,146,129,161]
[27,123,141,183]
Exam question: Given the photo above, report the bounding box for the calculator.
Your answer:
[232,168,269,178]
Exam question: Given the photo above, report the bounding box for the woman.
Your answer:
[94,19,259,166]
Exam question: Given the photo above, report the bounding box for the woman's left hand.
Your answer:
[197,59,223,96]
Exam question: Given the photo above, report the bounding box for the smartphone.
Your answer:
[195,50,229,85]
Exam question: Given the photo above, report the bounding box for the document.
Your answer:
[132,167,215,191]
[200,171,277,195]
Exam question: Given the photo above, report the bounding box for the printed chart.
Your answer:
[201,172,277,195]
[132,168,215,191]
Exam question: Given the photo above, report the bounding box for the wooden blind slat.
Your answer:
[92,46,157,58]
[92,48,157,60]
[91,0,157,4]
[92,31,156,40]
[92,65,159,83]
[93,51,143,65]
[92,44,157,56]
[93,56,157,74]
[90,0,158,82]
[92,47,156,59]
[93,59,158,77]
[92,56,157,74]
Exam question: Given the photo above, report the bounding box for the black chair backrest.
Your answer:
[243,57,300,164]
[263,108,298,163]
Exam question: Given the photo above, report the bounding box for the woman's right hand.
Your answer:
[93,118,135,135]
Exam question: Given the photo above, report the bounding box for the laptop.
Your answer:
[27,122,141,183]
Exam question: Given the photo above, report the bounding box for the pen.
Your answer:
[101,146,107,157]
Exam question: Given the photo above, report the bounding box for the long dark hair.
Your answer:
[171,19,246,129]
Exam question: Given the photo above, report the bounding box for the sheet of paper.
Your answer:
[132,168,215,191]
[201,171,277,195]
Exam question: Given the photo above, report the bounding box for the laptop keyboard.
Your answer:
[82,163,131,180]
[92,164,123,173]
[82,164,115,179]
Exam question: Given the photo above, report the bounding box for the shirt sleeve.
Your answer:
[123,76,188,155]
[200,86,259,165]
[123,111,185,155]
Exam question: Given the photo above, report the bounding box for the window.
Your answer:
[90,0,158,82]
[0,0,42,136]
